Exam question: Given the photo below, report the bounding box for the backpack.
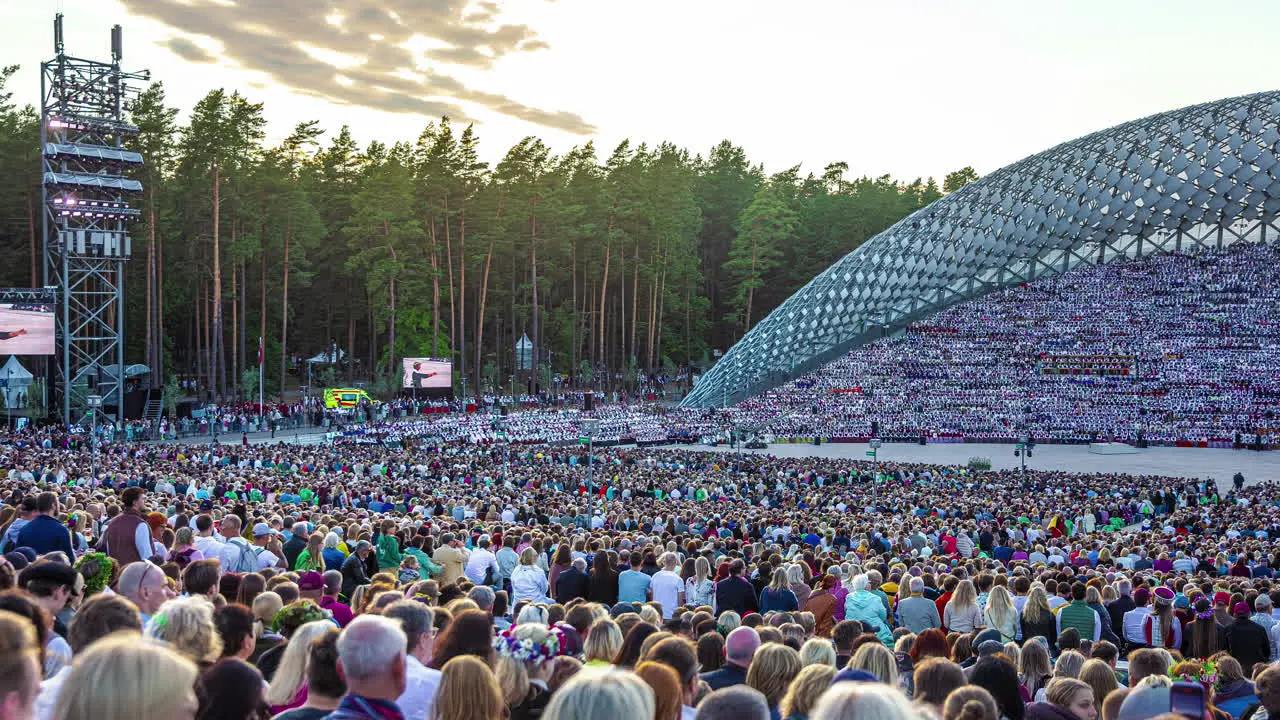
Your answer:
[228,539,259,573]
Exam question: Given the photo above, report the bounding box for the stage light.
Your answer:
[52,198,63,205]
[66,198,77,206]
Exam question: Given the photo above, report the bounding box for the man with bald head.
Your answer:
[699,626,760,691]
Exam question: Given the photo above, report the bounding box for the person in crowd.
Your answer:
[196,658,271,719]
[1027,677,1097,720]
[264,620,335,713]
[700,626,759,691]
[943,686,1001,720]
[433,655,506,720]
[543,670,655,720]
[745,643,802,720]
[53,634,198,720]
[331,614,410,720]
[273,629,346,720]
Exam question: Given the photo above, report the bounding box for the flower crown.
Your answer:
[492,627,561,665]
[1172,660,1218,689]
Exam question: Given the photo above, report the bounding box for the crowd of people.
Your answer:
[0,412,1274,720]
[697,243,1280,447]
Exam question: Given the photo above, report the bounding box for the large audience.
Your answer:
[2,245,1280,720]
[0,417,1275,720]
[710,243,1280,446]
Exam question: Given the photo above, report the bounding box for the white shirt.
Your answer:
[465,549,499,585]
[650,569,684,619]
[33,665,70,720]
[255,548,280,570]
[397,655,442,720]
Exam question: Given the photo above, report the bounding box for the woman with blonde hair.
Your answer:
[799,637,837,667]
[1078,659,1118,716]
[1038,677,1098,720]
[780,664,837,720]
[582,617,623,669]
[510,548,551,605]
[294,532,326,572]
[716,611,741,634]
[433,655,505,720]
[263,620,336,712]
[849,642,899,685]
[54,633,199,720]
[543,669,655,720]
[811,682,918,720]
[983,585,1018,642]
[144,596,222,666]
[493,623,560,720]
[747,643,803,718]
[685,556,714,609]
[943,685,1000,720]
[1020,587,1056,651]
[944,579,984,634]
[634,661,682,720]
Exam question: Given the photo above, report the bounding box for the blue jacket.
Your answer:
[845,589,893,645]
[17,515,74,558]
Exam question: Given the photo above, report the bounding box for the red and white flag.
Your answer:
[257,336,264,366]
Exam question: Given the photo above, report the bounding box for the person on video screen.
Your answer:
[410,361,440,388]
[0,329,27,340]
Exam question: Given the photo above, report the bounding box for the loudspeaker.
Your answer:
[919,436,927,446]
[584,392,594,411]
[500,404,509,416]
[813,437,822,446]
[871,421,879,437]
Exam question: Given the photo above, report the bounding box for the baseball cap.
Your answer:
[252,522,277,537]
[1117,682,1170,720]
[1234,602,1252,617]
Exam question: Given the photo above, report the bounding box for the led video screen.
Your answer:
[402,358,452,389]
[0,297,54,355]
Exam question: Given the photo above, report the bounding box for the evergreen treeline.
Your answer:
[0,68,978,397]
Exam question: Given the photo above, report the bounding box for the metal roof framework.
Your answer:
[682,91,1280,408]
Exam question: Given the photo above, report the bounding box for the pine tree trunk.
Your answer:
[211,164,224,402]
[144,189,156,384]
[239,263,247,383]
[459,212,467,395]
[444,200,456,364]
[346,278,355,385]
[597,229,611,374]
[386,228,398,385]
[231,242,238,398]
[279,221,291,401]
[259,242,266,396]
[655,251,668,371]
[429,219,440,357]
[156,220,164,385]
[476,240,493,395]
[530,213,539,390]
[631,244,639,366]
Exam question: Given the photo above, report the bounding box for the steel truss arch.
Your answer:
[682,91,1280,408]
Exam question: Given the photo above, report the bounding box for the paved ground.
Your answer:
[699,441,1279,489]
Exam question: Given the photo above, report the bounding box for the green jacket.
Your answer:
[376,534,402,570]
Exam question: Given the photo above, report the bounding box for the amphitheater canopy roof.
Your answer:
[681,91,1280,408]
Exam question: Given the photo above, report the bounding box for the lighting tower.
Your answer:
[40,15,150,423]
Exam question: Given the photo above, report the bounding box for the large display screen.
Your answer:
[0,298,54,355]
[403,358,452,389]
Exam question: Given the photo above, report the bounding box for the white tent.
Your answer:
[0,356,32,409]
[306,348,348,364]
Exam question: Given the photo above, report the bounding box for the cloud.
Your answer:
[121,0,596,135]
[162,37,216,64]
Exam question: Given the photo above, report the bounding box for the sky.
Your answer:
[4,0,1280,182]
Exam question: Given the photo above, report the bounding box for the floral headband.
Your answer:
[492,627,561,665]
[1172,660,1218,690]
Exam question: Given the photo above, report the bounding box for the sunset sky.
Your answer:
[4,0,1280,181]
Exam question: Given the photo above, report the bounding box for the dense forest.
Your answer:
[0,66,979,398]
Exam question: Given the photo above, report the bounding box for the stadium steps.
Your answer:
[144,392,163,422]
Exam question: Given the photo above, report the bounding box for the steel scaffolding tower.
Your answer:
[40,15,149,423]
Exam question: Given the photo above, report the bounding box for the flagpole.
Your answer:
[258,336,265,431]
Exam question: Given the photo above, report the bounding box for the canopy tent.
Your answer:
[0,356,32,409]
[306,349,348,364]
